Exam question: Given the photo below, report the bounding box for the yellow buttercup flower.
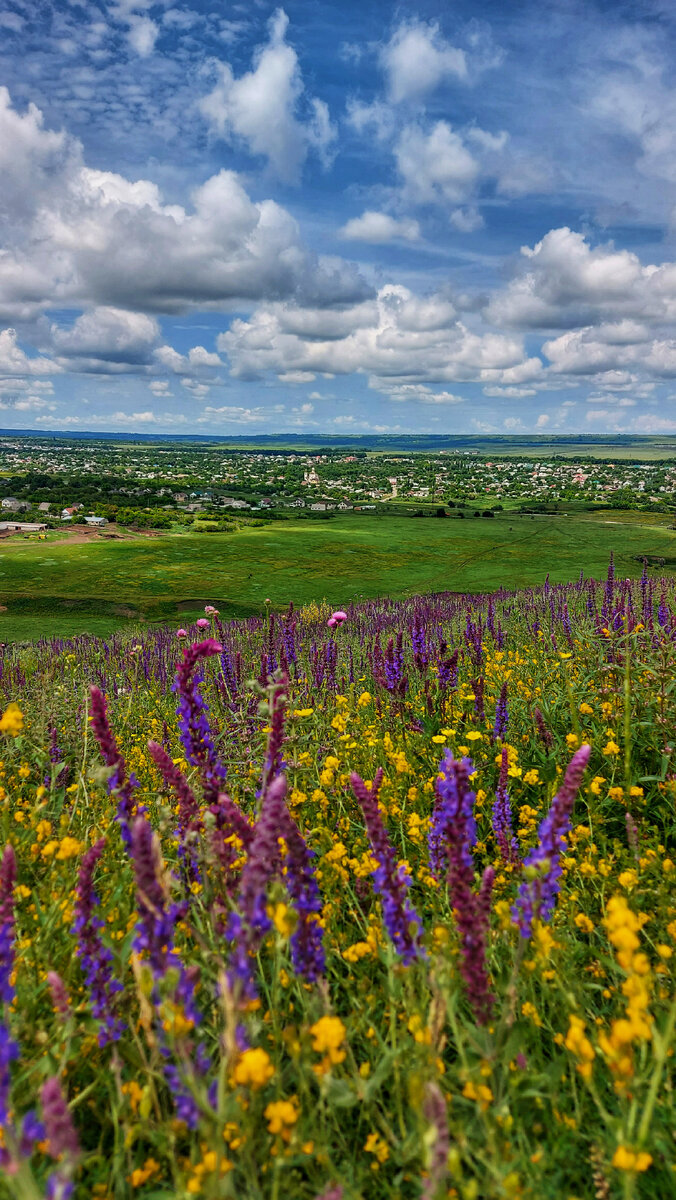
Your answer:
[233,1048,274,1089]
[0,703,23,736]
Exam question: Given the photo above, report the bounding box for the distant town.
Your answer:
[0,435,674,533]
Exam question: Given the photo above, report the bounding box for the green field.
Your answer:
[1,510,675,640]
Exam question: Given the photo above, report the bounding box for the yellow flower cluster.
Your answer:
[598,896,652,1087]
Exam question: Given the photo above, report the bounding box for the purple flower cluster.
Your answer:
[228,775,288,1002]
[41,1076,80,1200]
[351,769,424,965]
[491,748,519,864]
[429,754,494,1024]
[512,744,591,937]
[130,817,204,1128]
[89,685,142,848]
[282,816,325,983]
[148,739,202,881]
[0,845,18,1133]
[493,681,509,742]
[0,845,45,1169]
[259,677,288,795]
[173,639,227,802]
[72,839,125,1046]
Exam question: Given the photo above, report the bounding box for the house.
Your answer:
[221,498,249,510]
[1,498,28,512]
[84,515,108,527]
[38,502,51,512]
[310,502,327,511]
[0,522,47,533]
[61,505,83,519]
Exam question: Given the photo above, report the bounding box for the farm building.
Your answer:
[0,522,47,532]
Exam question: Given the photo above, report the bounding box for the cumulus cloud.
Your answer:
[380,19,467,103]
[154,344,223,373]
[49,307,160,369]
[199,9,335,182]
[395,122,480,206]
[338,211,420,243]
[218,284,534,392]
[0,89,369,321]
[0,329,59,376]
[487,227,673,330]
[108,0,160,56]
[374,382,465,404]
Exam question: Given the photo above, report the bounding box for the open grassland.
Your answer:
[1,511,676,640]
[0,571,673,1198]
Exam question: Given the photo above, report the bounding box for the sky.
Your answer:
[2,1,676,436]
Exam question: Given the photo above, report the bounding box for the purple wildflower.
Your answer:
[228,775,288,1002]
[421,1082,450,1200]
[492,748,518,864]
[129,817,204,1128]
[89,686,141,848]
[625,811,639,860]
[437,644,459,691]
[533,706,554,751]
[512,744,591,938]
[47,973,70,1018]
[148,739,202,880]
[493,681,508,742]
[260,676,288,795]
[130,819,185,976]
[173,639,227,803]
[281,814,325,983]
[350,769,425,965]
[0,845,15,1007]
[41,1076,80,1200]
[0,846,18,1135]
[72,840,125,1046]
[429,755,476,882]
[429,754,494,1024]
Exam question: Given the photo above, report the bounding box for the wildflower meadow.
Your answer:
[0,558,674,1200]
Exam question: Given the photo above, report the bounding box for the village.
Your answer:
[0,436,674,531]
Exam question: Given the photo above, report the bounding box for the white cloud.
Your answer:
[380,20,467,104]
[199,8,335,183]
[218,284,533,390]
[535,413,550,428]
[126,15,159,57]
[278,370,316,383]
[338,211,420,243]
[375,382,465,404]
[154,344,223,374]
[148,379,172,397]
[488,227,669,330]
[198,405,270,424]
[0,90,369,321]
[0,329,59,376]
[449,206,484,233]
[395,122,480,206]
[50,307,160,368]
[13,396,56,412]
[483,385,537,398]
[111,409,160,423]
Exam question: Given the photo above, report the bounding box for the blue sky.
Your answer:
[2,0,676,435]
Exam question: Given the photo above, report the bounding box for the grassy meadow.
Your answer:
[1,510,675,640]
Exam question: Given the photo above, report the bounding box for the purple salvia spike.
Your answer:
[350,769,425,965]
[72,839,125,1046]
[89,686,142,848]
[512,745,591,938]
